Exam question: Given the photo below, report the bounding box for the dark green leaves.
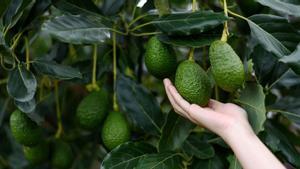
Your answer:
[32,59,82,80]
[247,17,291,58]
[256,0,300,17]
[182,134,215,159]
[235,83,266,133]
[227,155,242,169]
[191,155,225,169]
[102,0,125,16]
[153,11,227,36]
[158,111,195,152]
[116,75,164,136]
[280,44,300,75]
[42,14,113,44]
[135,152,183,169]
[7,64,37,102]
[101,142,156,169]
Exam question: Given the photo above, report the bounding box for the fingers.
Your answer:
[208,99,225,111]
[163,79,187,117]
[168,85,191,112]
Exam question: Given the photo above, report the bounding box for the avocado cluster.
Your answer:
[10,110,74,168]
[144,36,245,106]
[76,90,131,151]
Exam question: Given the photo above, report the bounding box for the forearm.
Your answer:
[223,125,285,169]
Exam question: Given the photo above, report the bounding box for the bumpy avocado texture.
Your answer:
[23,141,49,165]
[76,91,109,130]
[101,111,131,150]
[145,36,177,79]
[209,40,245,92]
[10,110,42,146]
[175,60,212,106]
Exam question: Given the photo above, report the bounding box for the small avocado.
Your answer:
[10,110,42,146]
[51,140,73,169]
[209,40,245,92]
[76,91,109,130]
[175,60,212,106]
[101,111,131,150]
[23,141,49,165]
[145,36,177,79]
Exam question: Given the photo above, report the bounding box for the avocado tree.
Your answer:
[0,0,300,169]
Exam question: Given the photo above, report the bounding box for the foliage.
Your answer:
[0,0,299,169]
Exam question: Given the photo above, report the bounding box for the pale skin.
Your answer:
[163,79,286,169]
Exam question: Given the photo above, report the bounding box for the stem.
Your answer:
[0,78,8,85]
[128,13,149,28]
[188,48,195,61]
[92,44,97,87]
[25,37,30,70]
[202,47,207,70]
[130,21,155,32]
[221,0,229,42]
[227,9,249,21]
[130,31,162,37]
[192,0,197,12]
[54,80,63,138]
[113,27,119,112]
[110,28,128,36]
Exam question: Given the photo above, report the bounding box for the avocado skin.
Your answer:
[76,91,109,130]
[175,60,211,106]
[101,111,131,150]
[209,40,245,92]
[10,110,42,146]
[23,142,49,165]
[51,140,73,169]
[145,36,177,79]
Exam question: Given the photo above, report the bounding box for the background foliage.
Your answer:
[0,0,300,169]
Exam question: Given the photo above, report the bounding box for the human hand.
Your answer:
[163,78,254,140]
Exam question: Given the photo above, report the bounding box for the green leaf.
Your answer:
[256,0,300,17]
[227,155,242,169]
[280,44,300,75]
[154,0,170,16]
[249,14,300,51]
[153,11,227,36]
[32,59,82,80]
[135,152,183,169]
[101,142,156,169]
[191,155,225,169]
[7,64,37,102]
[264,122,300,167]
[182,134,215,159]
[235,83,266,133]
[252,45,289,86]
[102,0,126,16]
[158,111,195,152]
[14,97,36,113]
[247,18,291,58]
[116,74,164,136]
[158,33,220,47]
[54,0,101,16]
[0,0,11,18]
[42,14,113,44]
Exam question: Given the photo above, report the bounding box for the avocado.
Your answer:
[101,111,131,150]
[76,91,109,130]
[51,140,73,169]
[175,60,211,106]
[145,36,177,79]
[10,110,42,146]
[209,40,245,92]
[23,142,49,165]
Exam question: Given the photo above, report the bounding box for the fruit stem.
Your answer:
[54,80,63,138]
[130,21,155,32]
[25,37,30,70]
[227,9,250,21]
[221,0,229,42]
[188,48,195,61]
[87,44,100,91]
[192,0,198,12]
[130,31,162,37]
[113,26,119,112]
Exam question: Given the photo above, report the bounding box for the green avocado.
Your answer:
[76,91,109,130]
[10,110,42,146]
[209,40,245,92]
[23,141,49,165]
[51,140,73,169]
[101,111,131,150]
[175,60,212,106]
[145,36,177,79]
